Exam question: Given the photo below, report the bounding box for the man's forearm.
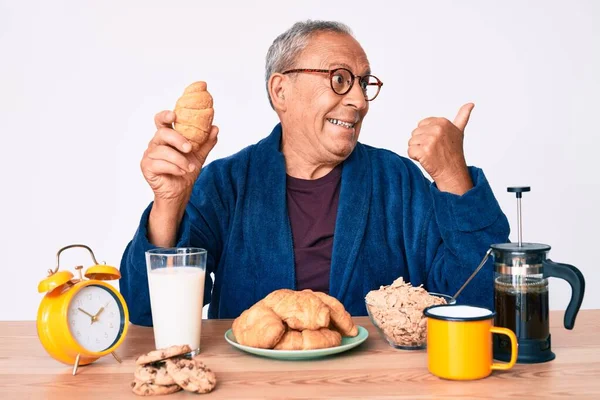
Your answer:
[147,196,189,248]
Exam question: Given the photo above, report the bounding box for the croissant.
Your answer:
[274,328,342,350]
[311,291,358,337]
[173,81,214,145]
[232,288,357,350]
[232,304,285,349]
[260,289,330,331]
[303,328,342,349]
[273,328,303,350]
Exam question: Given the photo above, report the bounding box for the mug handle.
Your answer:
[490,327,518,370]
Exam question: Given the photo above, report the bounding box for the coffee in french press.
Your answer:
[491,187,585,364]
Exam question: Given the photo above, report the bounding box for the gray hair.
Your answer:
[265,20,354,109]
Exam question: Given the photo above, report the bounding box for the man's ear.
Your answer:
[269,73,287,112]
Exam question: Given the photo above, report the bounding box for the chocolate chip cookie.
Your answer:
[165,357,217,394]
[134,363,176,386]
[135,344,192,365]
[130,378,181,396]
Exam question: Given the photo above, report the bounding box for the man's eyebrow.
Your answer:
[328,62,371,75]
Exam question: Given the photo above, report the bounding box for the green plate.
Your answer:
[224,325,369,360]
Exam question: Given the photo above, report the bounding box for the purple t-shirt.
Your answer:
[286,164,342,294]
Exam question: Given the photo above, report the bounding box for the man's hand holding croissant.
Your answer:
[141,81,219,248]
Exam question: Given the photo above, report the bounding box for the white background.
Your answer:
[1,0,598,321]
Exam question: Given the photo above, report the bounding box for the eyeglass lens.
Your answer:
[330,69,379,100]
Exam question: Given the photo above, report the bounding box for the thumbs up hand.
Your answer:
[408,103,475,195]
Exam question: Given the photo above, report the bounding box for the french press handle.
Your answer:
[543,259,586,330]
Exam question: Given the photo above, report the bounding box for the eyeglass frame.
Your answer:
[281,68,383,101]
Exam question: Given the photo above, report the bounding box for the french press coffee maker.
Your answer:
[491,187,585,363]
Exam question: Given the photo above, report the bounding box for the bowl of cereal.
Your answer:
[365,278,455,350]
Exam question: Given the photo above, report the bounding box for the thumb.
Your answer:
[453,103,475,131]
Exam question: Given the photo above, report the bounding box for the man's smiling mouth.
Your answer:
[327,118,355,128]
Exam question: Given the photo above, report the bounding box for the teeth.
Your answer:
[327,118,355,128]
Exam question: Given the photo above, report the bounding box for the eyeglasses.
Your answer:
[282,68,383,101]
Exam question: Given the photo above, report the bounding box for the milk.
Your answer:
[147,266,206,350]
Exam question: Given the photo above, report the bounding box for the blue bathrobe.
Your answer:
[120,123,510,326]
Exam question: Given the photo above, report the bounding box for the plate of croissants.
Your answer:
[226,289,368,360]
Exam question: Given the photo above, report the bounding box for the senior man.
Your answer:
[120,20,509,326]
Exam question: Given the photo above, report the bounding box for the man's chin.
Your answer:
[328,141,357,160]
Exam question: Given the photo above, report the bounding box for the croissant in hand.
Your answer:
[173,81,214,145]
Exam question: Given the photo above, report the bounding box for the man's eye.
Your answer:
[333,74,345,85]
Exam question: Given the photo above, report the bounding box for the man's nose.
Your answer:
[343,80,368,110]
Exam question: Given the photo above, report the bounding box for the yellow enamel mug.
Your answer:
[423,304,518,380]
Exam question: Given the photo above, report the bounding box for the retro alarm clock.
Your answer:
[37,244,130,375]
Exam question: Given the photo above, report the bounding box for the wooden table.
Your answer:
[1,310,599,399]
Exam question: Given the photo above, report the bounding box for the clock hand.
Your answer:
[78,307,95,324]
[92,302,110,323]
[78,307,94,319]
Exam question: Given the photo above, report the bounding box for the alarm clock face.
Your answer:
[67,284,125,352]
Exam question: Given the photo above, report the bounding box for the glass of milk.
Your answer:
[145,247,207,352]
